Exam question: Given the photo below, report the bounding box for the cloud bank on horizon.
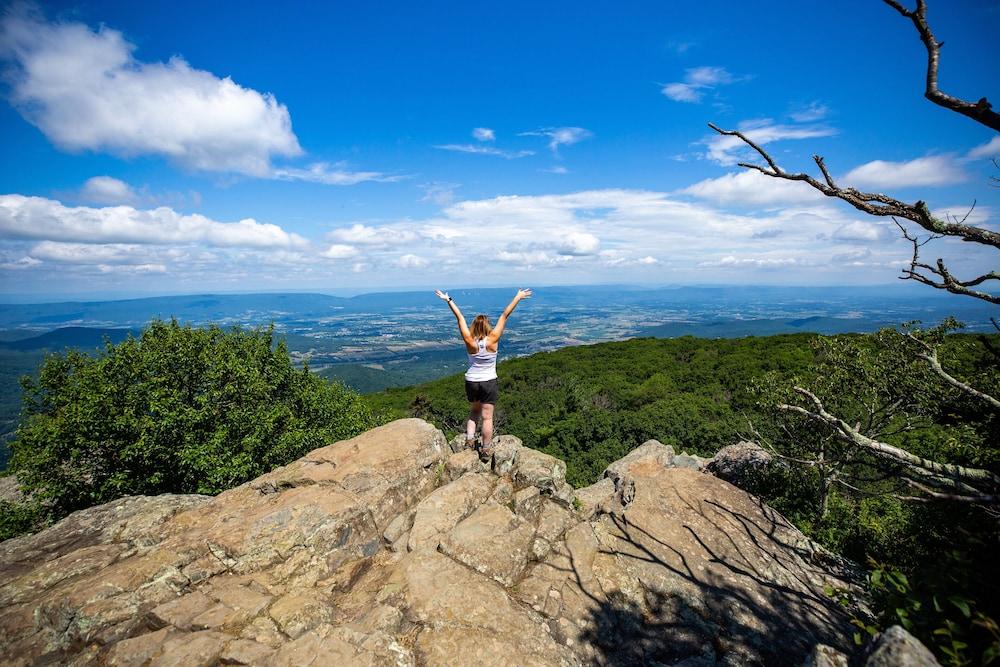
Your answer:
[0,3,997,297]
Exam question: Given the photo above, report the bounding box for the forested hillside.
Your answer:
[370,334,830,484]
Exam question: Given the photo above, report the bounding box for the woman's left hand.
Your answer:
[435,289,450,301]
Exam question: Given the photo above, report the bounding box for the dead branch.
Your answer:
[902,478,1000,505]
[904,332,1000,410]
[707,124,1000,249]
[882,0,1000,132]
[892,218,1000,304]
[778,386,1000,499]
[707,123,1000,304]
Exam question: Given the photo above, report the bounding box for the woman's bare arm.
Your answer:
[435,290,476,351]
[488,288,532,343]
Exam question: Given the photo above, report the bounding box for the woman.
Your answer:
[435,288,532,461]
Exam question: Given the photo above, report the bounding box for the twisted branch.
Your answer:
[708,123,1000,250]
[892,218,1000,304]
[903,332,1000,410]
[778,386,1000,502]
[708,123,1000,303]
[882,0,1000,132]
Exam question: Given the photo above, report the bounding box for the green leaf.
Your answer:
[949,597,972,619]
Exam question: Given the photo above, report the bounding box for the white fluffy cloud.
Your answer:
[662,66,737,103]
[472,127,495,142]
[832,220,886,242]
[327,223,417,246]
[320,244,360,259]
[967,136,1000,160]
[0,11,302,176]
[0,195,307,248]
[842,155,966,188]
[681,170,826,207]
[79,176,138,205]
[396,253,428,269]
[5,187,992,289]
[30,241,154,264]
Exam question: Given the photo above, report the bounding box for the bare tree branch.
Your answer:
[707,123,1000,250]
[892,218,1000,304]
[882,0,1000,132]
[903,332,1000,410]
[902,478,1000,507]
[778,386,1000,498]
[707,124,1000,303]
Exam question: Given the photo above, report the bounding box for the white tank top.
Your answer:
[465,338,498,381]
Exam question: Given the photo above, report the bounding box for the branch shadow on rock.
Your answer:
[573,489,857,667]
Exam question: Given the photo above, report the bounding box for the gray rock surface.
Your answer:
[707,440,776,487]
[407,472,493,552]
[603,438,675,489]
[1,418,870,666]
[490,434,522,476]
[863,625,941,666]
[573,477,616,519]
[513,447,567,494]
[802,644,850,667]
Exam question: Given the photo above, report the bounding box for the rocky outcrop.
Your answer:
[804,626,941,666]
[2,419,876,666]
[706,440,777,488]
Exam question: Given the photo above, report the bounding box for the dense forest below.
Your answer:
[368,333,994,486]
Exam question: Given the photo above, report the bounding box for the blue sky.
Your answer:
[0,0,997,299]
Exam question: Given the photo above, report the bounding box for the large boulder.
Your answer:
[513,447,567,494]
[603,438,675,489]
[438,501,536,586]
[407,472,494,551]
[706,440,777,488]
[862,625,940,666]
[1,420,866,667]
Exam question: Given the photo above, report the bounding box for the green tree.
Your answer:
[10,319,378,518]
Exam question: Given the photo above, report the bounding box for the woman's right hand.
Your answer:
[516,288,533,300]
[435,289,450,301]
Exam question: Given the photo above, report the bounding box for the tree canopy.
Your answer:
[10,319,378,517]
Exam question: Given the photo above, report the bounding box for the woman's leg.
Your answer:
[481,403,494,449]
[466,402,481,444]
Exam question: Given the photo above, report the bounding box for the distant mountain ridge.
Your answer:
[2,284,991,330]
[0,327,139,352]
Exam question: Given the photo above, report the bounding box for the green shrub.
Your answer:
[10,319,378,518]
[0,498,47,541]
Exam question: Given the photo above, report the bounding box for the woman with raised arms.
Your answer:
[435,288,532,461]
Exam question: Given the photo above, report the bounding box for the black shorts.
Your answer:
[465,378,499,405]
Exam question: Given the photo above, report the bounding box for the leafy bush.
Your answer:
[0,498,47,541]
[10,319,378,518]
